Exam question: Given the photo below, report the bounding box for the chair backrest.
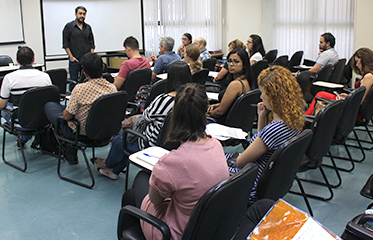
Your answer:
[296,70,311,97]
[224,89,261,133]
[315,64,333,82]
[306,100,344,164]
[182,164,259,240]
[359,86,373,122]
[287,50,304,71]
[256,129,313,200]
[155,112,180,151]
[335,87,366,141]
[46,68,68,95]
[202,58,216,71]
[18,85,60,129]
[192,68,209,85]
[272,55,288,67]
[85,91,128,140]
[264,49,278,65]
[329,58,347,84]
[144,79,167,109]
[123,68,152,102]
[0,55,13,67]
[251,59,269,89]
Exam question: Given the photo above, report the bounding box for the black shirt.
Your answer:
[62,20,95,60]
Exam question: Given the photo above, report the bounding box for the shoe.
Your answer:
[16,140,26,150]
[90,157,106,169]
[98,168,119,180]
[65,153,79,165]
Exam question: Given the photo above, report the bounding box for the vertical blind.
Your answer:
[143,0,222,56]
[263,0,354,60]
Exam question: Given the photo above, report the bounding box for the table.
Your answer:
[0,63,44,76]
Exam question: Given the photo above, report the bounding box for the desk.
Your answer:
[0,64,44,76]
[294,65,312,71]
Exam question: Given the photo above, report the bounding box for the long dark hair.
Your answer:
[165,61,193,93]
[167,83,208,142]
[226,48,254,88]
[249,34,265,57]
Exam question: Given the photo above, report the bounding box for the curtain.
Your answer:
[143,0,222,56]
[262,0,354,60]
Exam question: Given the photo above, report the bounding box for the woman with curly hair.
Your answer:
[229,65,305,203]
[305,47,373,121]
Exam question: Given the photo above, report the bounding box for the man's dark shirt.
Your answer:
[62,20,95,60]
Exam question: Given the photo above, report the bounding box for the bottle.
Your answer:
[222,57,227,65]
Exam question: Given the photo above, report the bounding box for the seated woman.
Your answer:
[182,43,202,72]
[94,61,192,180]
[122,83,230,239]
[177,33,192,59]
[207,48,252,122]
[229,66,305,203]
[215,39,246,89]
[247,34,265,65]
[305,47,373,121]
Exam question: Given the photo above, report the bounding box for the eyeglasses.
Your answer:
[227,59,241,65]
[182,38,188,41]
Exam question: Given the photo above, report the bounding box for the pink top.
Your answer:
[117,57,150,88]
[140,137,229,240]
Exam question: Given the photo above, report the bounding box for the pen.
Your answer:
[143,153,158,158]
[333,91,341,98]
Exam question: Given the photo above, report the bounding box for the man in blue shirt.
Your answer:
[150,37,181,81]
[194,37,211,61]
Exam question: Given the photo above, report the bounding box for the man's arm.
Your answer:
[0,99,8,109]
[63,109,74,121]
[64,48,78,62]
[309,64,322,75]
[113,76,126,90]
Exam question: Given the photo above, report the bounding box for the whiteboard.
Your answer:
[41,0,143,56]
[0,0,24,44]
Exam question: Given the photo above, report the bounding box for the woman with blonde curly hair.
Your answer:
[228,65,305,203]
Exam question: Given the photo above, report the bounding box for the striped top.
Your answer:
[134,93,175,149]
[228,121,300,203]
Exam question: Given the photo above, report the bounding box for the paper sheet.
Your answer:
[205,123,248,141]
[136,146,170,166]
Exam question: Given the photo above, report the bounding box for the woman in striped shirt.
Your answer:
[95,61,192,180]
[229,66,306,203]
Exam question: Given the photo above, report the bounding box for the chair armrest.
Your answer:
[118,205,171,240]
[56,116,80,143]
[206,116,217,123]
[0,107,18,130]
[122,128,150,156]
[315,97,333,104]
[343,88,353,93]
[126,102,141,116]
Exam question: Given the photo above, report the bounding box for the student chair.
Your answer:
[123,68,152,102]
[0,85,60,172]
[264,49,278,65]
[329,58,347,84]
[287,50,304,72]
[143,79,167,110]
[0,55,13,67]
[271,55,288,67]
[55,91,128,189]
[192,68,209,85]
[46,68,68,100]
[295,70,311,97]
[291,100,344,202]
[117,163,259,240]
[256,129,314,215]
[202,58,216,71]
[251,59,268,89]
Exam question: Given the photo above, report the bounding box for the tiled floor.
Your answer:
[0,126,372,239]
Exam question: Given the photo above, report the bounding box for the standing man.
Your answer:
[194,37,211,61]
[150,37,181,81]
[114,36,151,90]
[0,46,52,148]
[63,6,95,91]
[309,32,339,75]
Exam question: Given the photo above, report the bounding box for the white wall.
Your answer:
[223,0,263,56]
[0,0,44,65]
[354,0,373,51]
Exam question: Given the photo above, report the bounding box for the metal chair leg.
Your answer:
[323,144,355,172]
[57,144,95,189]
[2,130,27,172]
[294,176,313,217]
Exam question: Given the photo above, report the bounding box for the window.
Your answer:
[143,0,222,56]
[262,0,354,60]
